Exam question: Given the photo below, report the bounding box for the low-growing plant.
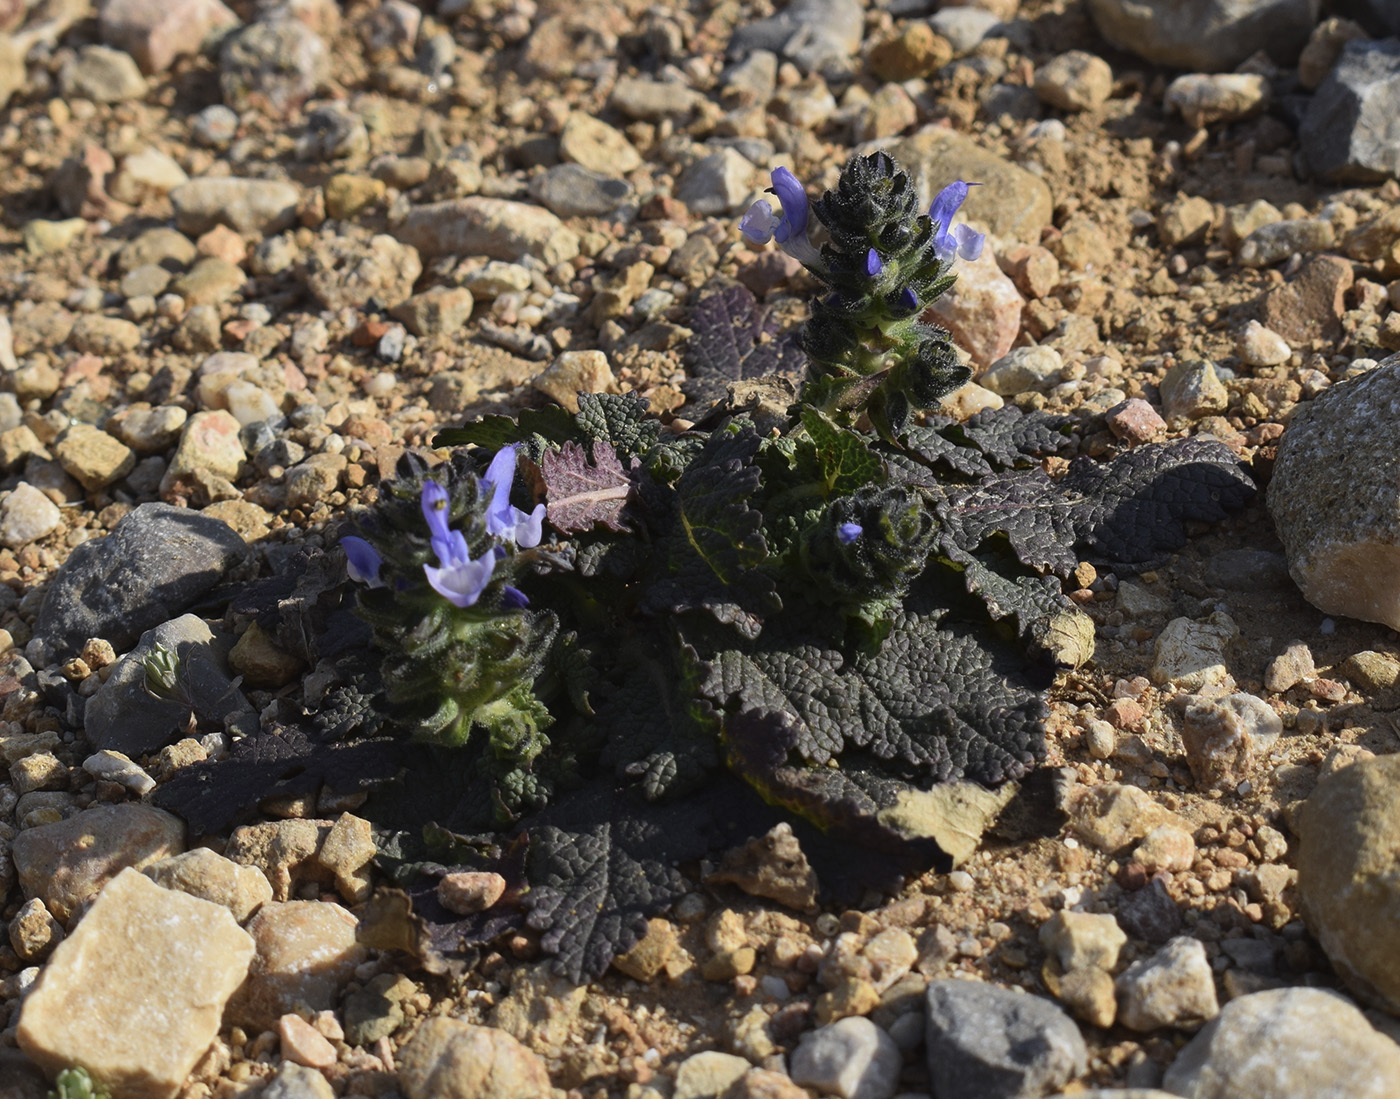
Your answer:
[158,152,1255,980]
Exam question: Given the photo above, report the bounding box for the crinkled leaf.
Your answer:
[935,436,1257,577]
[434,405,579,449]
[641,426,781,639]
[702,575,1047,786]
[951,406,1075,469]
[683,286,805,411]
[542,440,635,534]
[574,392,660,459]
[800,408,885,495]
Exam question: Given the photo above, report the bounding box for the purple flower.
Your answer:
[837,522,863,544]
[739,166,823,269]
[865,248,884,278]
[342,536,384,587]
[483,445,546,548]
[420,482,497,607]
[928,180,985,263]
[501,585,530,609]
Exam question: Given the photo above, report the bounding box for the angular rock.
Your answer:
[171,177,301,236]
[1296,752,1400,1012]
[608,74,705,119]
[1069,783,1188,853]
[923,980,1087,1099]
[886,130,1053,243]
[1163,987,1400,1098]
[13,804,185,923]
[53,425,136,492]
[1150,612,1238,692]
[302,233,422,312]
[1178,691,1281,789]
[1164,73,1269,129]
[59,45,149,103]
[394,198,580,265]
[790,1016,901,1099]
[220,15,328,118]
[1085,0,1319,72]
[530,163,634,218]
[100,0,240,75]
[1035,51,1113,112]
[1115,936,1219,1031]
[398,1017,552,1099]
[143,848,273,923]
[16,869,253,1099]
[33,500,247,661]
[929,248,1024,370]
[1237,218,1335,267]
[1038,911,1126,972]
[675,1051,752,1099]
[1302,39,1400,182]
[225,900,367,1030]
[981,346,1064,396]
[1269,364,1400,630]
[726,0,864,75]
[558,112,641,174]
[1256,253,1352,345]
[83,614,249,757]
[1118,879,1184,944]
[0,482,61,549]
[391,286,476,337]
[676,148,757,216]
[706,822,818,911]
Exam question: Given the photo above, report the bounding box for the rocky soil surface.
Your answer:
[4,0,1400,1097]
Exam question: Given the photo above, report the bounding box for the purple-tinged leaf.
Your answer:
[541,440,636,534]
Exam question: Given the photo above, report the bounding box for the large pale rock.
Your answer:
[1115,936,1219,1031]
[1163,987,1400,1098]
[394,198,580,265]
[398,1017,551,1099]
[1301,39,1400,182]
[1295,752,1400,1012]
[143,848,273,923]
[928,248,1024,370]
[226,900,366,1030]
[1085,0,1320,72]
[170,177,301,236]
[883,130,1054,243]
[1150,612,1238,691]
[16,868,254,1099]
[12,804,185,923]
[100,0,240,74]
[1269,363,1400,630]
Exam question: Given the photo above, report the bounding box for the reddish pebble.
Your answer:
[1105,398,1166,444]
[1105,697,1146,730]
[437,871,507,915]
[279,1013,337,1070]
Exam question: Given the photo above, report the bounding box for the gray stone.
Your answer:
[923,980,1086,1099]
[790,1016,902,1099]
[1160,361,1229,419]
[674,1051,751,1099]
[608,75,705,120]
[32,502,250,660]
[1269,364,1400,630]
[883,130,1054,243]
[1150,613,1238,692]
[930,6,1004,55]
[727,0,864,75]
[192,104,239,148]
[220,15,328,118]
[1178,691,1281,790]
[1164,73,1270,129]
[299,233,421,312]
[261,1061,335,1099]
[1115,937,1219,1032]
[58,45,149,103]
[83,614,250,757]
[170,177,301,236]
[297,103,370,162]
[676,148,756,216]
[1302,39,1400,182]
[530,163,634,218]
[1118,880,1183,944]
[0,483,61,550]
[981,346,1064,396]
[1163,987,1400,1098]
[1085,0,1320,72]
[1237,218,1336,266]
[1296,752,1400,1013]
[1336,0,1400,36]
[394,197,580,265]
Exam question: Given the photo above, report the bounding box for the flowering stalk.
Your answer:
[751,153,983,443]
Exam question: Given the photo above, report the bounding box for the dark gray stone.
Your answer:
[528,164,634,218]
[33,503,250,659]
[1302,39,1400,182]
[82,614,250,756]
[1336,0,1400,37]
[1202,548,1293,590]
[1118,879,1184,944]
[1085,0,1319,72]
[923,980,1087,1099]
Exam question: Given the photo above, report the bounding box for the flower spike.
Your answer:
[928,181,985,262]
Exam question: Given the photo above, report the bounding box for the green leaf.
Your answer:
[434,405,579,449]
[574,392,660,459]
[800,408,885,496]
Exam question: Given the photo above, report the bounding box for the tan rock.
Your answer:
[142,847,273,923]
[316,812,376,903]
[398,1017,552,1099]
[228,621,304,690]
[279,1013,337,1069]
[394,198,580,265]
[1069,783,1189,853]
[437,871,506,915]
[929,247,1025,370]
[490,962,588,1051]
[531,350,617,412]
[16,868,254,1099]
[1039,910,1126,972]
[225,819,331,901]
[225,900,366,1030]
[612,917,677,982]
[12,803,185,922]
[706,822,818,911]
